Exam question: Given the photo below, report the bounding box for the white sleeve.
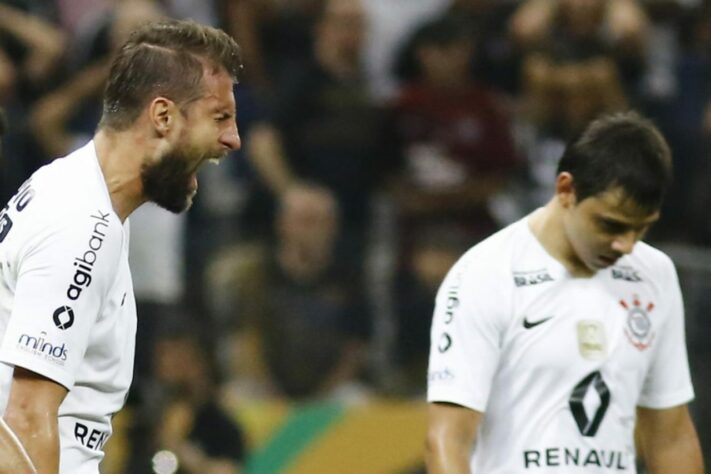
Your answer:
[0,209,121,390]
[427,255,508,412]
[637,259,694,408]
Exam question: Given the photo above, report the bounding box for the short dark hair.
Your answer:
[100,19,243,131]
[557,111,672,211]
[395,15,475,81]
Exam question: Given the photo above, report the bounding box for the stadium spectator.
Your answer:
[510,0,649,96]
[656,3,711,242]
[387,16,520,393]
[148,328,246,474]
[225,0,321,100]
[245,0,394,275]
[206,185,371,401]
[445,0,522,94]
[0,1,66,102]
[0,0,67,202]
[510,53,628,217]
[426,111,703,473]
[391,15,520,240]
[360,0,450,102]
[391,225,471,396]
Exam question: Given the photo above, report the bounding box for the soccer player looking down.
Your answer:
[0,20,242,474]
[426,111,704,473]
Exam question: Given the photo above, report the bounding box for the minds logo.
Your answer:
[428,367,455,383]
[53,306,74,330]
[17,332,68,365]
[67,210,110,301]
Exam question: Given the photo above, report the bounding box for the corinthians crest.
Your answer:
[619,295,655,351]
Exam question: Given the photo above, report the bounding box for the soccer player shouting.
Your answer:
[0,20,241,473]
[426,112,703,473]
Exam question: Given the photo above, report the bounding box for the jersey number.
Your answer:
[0,179,35,243]
[569,371,611,437]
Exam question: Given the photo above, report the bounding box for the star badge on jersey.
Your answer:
[619,295,655,351]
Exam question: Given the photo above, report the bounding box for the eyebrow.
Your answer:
[211,106,236,119]
[597,214,659,229]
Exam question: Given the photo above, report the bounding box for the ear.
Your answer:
[555,172,577,209]
[148,97,176,137]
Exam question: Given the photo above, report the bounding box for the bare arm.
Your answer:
[3,367,68,474]
[0,4,66,83]
[30,59,110,158]
[509,0,556,49]
[225,0,271,92]
[0,48,17,103]
[636,404,704,474]
[606,0,649,56]
[425,402,481,474]
[246,123,296,196]
[0,418,37,473]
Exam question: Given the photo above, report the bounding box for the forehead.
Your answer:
[581,187,660,223]
[195,66,236,111]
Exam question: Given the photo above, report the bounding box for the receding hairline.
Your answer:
[130,41,240,82]
[114,43,236,118]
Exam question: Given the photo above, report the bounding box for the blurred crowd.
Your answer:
[2,0,711,471]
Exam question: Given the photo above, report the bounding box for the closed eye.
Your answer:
[598,218,627,234]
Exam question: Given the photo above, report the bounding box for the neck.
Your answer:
[94,129,148,222]
[424,74,469,93]
[528,200,595,277]
[277,241,331,283]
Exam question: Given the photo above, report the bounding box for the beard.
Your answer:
[141,146,200,214]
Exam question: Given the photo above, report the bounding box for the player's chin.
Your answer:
[178,190,197,213]
[152,189,195,214]
[183,193,196,211]
[592,255,617,269]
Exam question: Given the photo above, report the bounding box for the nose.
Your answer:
[221,122,241,151]
[611,231,636,255]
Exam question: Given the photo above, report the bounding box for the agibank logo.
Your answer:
[17,331,68,365]
[67,210,110,301]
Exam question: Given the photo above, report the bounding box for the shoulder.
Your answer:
[619,242,681,305]
[7,164,120,262]
[13,144,122,267]
[20,187,119,248]
[27,143,107,212]
[628,241,677,280]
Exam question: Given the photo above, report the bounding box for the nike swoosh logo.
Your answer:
[523,316,554,329]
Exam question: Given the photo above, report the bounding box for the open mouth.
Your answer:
[188,155,226,192]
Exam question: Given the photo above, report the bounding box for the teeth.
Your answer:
[208,158,220,165]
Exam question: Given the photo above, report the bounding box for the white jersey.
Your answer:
[428,217,694,473]
[0,141,137,473]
